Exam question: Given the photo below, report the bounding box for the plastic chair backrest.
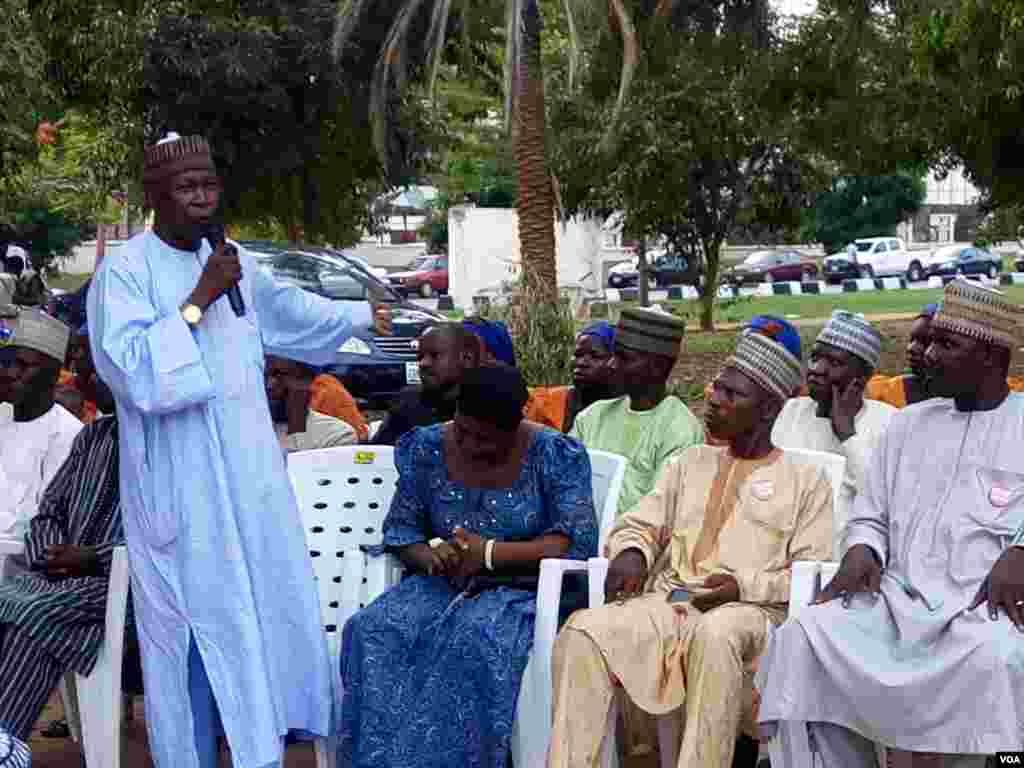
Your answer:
[586,449,627,549]
[778,447,847,560]
[288,446,398,638]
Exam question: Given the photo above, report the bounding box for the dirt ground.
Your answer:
[670,317,1024,417]
[28,694,663,768]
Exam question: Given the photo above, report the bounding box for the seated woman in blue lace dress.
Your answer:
[338,365,599,768]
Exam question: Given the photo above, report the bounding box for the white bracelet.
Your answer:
[484,539,496,571]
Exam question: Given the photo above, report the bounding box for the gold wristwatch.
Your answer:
[181,303,203,326]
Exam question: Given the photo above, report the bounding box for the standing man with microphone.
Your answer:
[87,134,373,768]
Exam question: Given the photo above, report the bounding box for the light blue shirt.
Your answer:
[88,232,356,768]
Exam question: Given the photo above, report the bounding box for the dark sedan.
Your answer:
[723,250,818,285]
[244,242,444,405]
[924,244,1002,279]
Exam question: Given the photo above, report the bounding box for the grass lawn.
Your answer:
[615,284,1024,327]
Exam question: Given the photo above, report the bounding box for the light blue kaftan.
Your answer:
[87,232,359,768]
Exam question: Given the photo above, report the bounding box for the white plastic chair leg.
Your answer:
[768,720,816,768]
[314,735,337,768]
[59,674,82,744]
[75,547,130,768]
[598,693,621,768]
[511,558,588,768]
[656,711,682,768]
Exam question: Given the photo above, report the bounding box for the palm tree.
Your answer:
[333,0,638,304]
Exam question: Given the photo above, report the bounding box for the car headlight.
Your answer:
[339,337,373,355]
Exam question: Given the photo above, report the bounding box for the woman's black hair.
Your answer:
[456,364,529,432]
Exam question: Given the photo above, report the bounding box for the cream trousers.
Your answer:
[547,601,776,768]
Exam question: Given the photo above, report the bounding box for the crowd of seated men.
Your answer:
[2,277,1022,768]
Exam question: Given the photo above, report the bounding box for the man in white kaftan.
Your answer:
[757,279,1024,766]
[0,306,80,579]
[88,134,368,768]
[771,310,895,547]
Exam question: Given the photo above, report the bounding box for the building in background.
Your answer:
[899,167,982,245]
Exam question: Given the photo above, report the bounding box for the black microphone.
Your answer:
[202,222,246,317]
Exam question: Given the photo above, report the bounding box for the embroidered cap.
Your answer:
[616,307,686,358]
[726,329,803,401]
[932,278,1022,350]
[815,310,882,370]
[143,132,215,184]
[0,304,70,363]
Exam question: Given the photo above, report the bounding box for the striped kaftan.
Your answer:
[0,416,122,738]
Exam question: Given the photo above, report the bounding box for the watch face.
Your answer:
[183,305,202,324]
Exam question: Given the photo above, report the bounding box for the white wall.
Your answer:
[447,207,604,309]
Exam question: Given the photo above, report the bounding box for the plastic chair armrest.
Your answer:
[587,557,610,608]
[0,539,24,556]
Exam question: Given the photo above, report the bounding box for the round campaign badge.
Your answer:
[751,480,774,500]
[990,486,1013,508]
[0,321,14,347]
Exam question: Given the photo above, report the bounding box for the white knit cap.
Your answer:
[0,304,70,363]
[816,310,882,370]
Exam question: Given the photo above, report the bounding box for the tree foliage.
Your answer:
[552,0,824,329]
[0,0,57,229]
[804,173,926,253]
[903,0,1024,211]
[25,0,416,245]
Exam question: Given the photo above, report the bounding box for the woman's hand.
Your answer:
[450,527,486,590]
[400,542,460,577]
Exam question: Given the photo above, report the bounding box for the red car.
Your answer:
[722,249,819,285]
[387,254,449,298]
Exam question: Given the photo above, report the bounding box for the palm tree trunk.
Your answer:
[513,0,558,305]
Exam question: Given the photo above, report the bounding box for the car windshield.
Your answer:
[408,256,433,270]
[743,252,776,265]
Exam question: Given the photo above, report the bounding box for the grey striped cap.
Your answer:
[816,310,882,370]
[0,304,69,364]
[616,307,686,358]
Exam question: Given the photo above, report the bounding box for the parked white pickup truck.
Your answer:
[822,237,926,283]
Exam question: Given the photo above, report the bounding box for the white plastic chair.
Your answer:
[510,449,627,768]
[589,448,846,768]
[289,446,401,768]
[766,453,894,768]
[288,445,626,768]
[59,546,131,768]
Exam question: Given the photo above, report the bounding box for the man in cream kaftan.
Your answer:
[548,331,834,768]
[757,278,1024,765]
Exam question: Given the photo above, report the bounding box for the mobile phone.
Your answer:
[667,588,690,604]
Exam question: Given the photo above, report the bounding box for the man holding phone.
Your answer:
[547,329,834,768]
[771,310,895,525]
